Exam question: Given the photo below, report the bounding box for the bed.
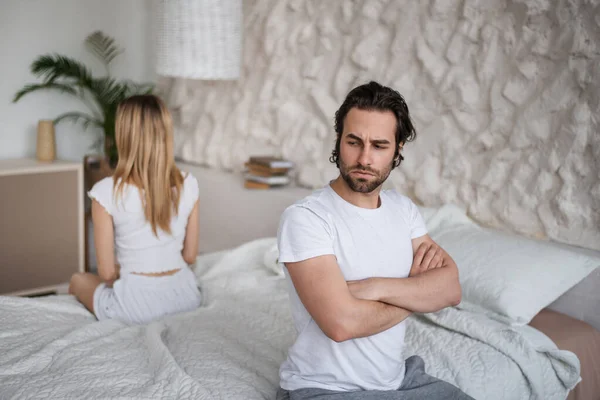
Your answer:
[1,203,599,399]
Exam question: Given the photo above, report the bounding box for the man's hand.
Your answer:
[409,242,444,277]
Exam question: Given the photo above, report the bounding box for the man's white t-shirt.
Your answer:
[277,184,428,392]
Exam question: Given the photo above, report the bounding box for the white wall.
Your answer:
[167,0,600,252]
[0,0,154,161]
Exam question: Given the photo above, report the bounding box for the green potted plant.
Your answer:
[13,31,154,167]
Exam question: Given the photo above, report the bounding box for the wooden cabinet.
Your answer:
[0,159,84,296]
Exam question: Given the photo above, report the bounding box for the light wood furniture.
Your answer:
[82,155,114,272]
[0,159,84,296]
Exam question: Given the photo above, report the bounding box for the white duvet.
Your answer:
[0,238,580,400]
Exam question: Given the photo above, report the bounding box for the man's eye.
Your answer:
[348,141,357,146]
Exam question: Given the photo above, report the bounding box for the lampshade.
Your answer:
[154,0,242,80]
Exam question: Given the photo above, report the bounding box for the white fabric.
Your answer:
[0,237,580,400]
[548,268,600,331]
[425,205,600,325]
[93,266,202,325]
[87,172,199,275]
[277,185,428,392]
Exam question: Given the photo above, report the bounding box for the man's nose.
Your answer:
[357,147,372,166]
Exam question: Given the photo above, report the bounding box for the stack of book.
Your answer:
[244,156,294,189]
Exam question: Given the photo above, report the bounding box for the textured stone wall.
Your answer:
[165,0,600,251]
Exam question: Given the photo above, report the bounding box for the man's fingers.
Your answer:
[413,243,430,267]
[432,252,443,269]
[421,246,438,270]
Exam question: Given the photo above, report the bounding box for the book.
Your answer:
[244,162,289,177]
[245,174,291,186]
[244,180,271,190]
[248,156,294,169]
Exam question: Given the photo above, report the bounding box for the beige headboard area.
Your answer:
[177,161,311,254]
[549,268,600,332]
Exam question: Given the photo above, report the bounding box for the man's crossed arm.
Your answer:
[285,255,411,343]
[348,235,462,313]
[285,235,461,343]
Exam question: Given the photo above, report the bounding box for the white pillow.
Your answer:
[428,208,600,325]
[419,204,472,232]
[416,205,438,225]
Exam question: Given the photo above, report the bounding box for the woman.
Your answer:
[69,94,202,324]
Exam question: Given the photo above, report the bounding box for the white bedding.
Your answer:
[0,238,580,399]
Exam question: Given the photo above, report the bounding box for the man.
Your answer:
[276,81,473,400]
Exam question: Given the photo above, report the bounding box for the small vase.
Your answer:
[36,120,56,162]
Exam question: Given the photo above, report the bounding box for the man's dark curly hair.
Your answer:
[330,81,416,169]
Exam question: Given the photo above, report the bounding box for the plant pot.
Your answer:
[83,154,115,192]
[103,135,118,169]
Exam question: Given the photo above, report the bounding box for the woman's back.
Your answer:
[89,172,199,275]
[69,94,202,325]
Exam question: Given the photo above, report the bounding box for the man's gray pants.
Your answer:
[276,356,474,400]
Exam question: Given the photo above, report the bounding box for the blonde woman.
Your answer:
[69,94,202,324]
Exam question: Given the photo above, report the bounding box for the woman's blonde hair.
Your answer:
[113,94,184,236]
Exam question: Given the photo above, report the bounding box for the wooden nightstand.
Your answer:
[0,159,85,296]
[83,155,114,273]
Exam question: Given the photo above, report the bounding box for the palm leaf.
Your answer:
[85,31,123,66]
[54,111,103,129]
[13,82,77,103]
[89,77,129,111]
[31,55,93,85]
[14,31,152,166]
[123,80,155,95]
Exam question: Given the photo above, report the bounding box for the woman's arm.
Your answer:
[182,199,199,264]
[91,199,117,282]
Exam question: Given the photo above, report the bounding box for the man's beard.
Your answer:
[339,158,393,193]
